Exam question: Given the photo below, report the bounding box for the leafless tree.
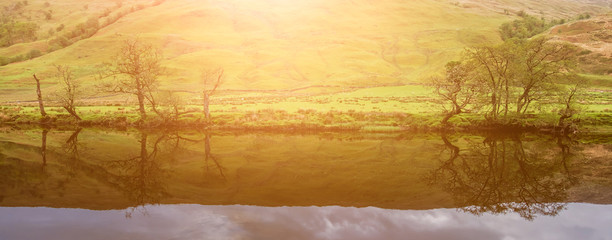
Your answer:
[201,68,223,121]
[466,43,513,121]
[32,74,47,117]
[514,37,576,114]
[432,61,479,125]
[54,65,81,120]
[557,76,584,134]
[99,37,164,121]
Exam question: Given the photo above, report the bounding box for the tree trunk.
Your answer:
[558,88,577,133]
[504,79,509,117]
[63,106,82,120]
[137,92,147,121]
[203,92,210,121]
[516,91,529,115]
[490,93,497,121]
[33,74,47,117]
[441,107,461,125]
[558,113,571,128]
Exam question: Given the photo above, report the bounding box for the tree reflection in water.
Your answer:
[105,132,171,217]
[163,132,226,184]
[426,133,577,220]
[41,128,48,168]
[0,128,51,201]
[55,128,82,197]
[203,133,226,183]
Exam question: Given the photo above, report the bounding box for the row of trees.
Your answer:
[35,37,222,123]
[98,38,223,122]
[432,36,582,129]
[42,36,583,130]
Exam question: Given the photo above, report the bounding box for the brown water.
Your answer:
[0,128,611,239]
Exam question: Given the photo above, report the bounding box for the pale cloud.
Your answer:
[0,203,610,240]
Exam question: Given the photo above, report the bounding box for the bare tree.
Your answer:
[99,37,164,121]
[150,91,192,122]
[32,74,47,117]
[557,76,584,134]
[432,61,479,125]
[54,65,81,120]
[515,37,576,114]
[201,68,223,121]
[466,42,514,121]
[452,37,579,124]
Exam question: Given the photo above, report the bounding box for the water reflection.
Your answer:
[203,133,226,182]
[0,128,50,201]
[426,133,576,220]
[41,128,49,167]
[0,128,609,219]
[1,203,610,240]
[106,132,169,211]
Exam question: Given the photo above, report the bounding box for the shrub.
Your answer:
[49,35,70,47]
[0,57,10,66]
[85,17,99,29]
[10,55,25,63]
[48,44,62,52]
[27,49,42,59]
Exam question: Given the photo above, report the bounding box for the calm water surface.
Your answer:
[0,128,611,239]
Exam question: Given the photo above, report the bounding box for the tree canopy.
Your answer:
[433,37,581,126]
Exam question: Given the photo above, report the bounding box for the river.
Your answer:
[0,127,610,239]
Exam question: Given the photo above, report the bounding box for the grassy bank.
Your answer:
[1,104,610,134]
[1,82,610,133]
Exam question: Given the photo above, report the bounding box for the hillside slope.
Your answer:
[0,0,609,101]
[549,13,612,75]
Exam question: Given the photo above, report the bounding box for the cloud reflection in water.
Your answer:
[1,203,610,240]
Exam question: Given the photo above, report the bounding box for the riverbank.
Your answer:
[1,105,611,135]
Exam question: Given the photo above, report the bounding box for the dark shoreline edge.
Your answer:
[1,117,608,138]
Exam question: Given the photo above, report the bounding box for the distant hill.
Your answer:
[0,0,609,101]
[549,13,612,75]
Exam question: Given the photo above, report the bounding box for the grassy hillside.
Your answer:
[1,0,609,103]
[549,13,612,75]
